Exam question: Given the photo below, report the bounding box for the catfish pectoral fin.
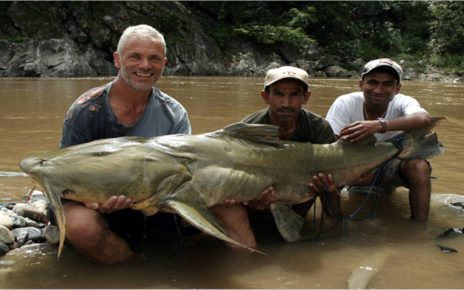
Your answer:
[270,202,305,242]
[138,206,159,216]
[43,183,66,258]
[131,196,160,216]
[166,199,263,254]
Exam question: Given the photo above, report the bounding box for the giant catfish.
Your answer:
[19,121,444,256]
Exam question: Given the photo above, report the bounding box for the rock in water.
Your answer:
[11,227,43,247]
[43,225,60,245]
[0,225,14,246]
[13,200,48,223]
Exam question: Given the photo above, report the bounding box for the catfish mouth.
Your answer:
[19,157,51,194]
[19,156,47,174]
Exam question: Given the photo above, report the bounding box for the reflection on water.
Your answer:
[0,77,463,288]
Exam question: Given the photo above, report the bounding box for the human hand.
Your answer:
[245,186,278,210]
[85,195,133,214]
[308,173,342,217]
[308,173,338,197]
[339,120,382,142]
[357,172,375,185]
[218,198,242,206]
[219,187,278,210]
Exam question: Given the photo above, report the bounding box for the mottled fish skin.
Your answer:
[19,121,444,257]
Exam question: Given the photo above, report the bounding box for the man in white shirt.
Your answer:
[326,58,432,222]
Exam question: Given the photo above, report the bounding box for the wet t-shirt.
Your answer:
[60,82,191,147]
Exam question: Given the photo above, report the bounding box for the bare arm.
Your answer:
[379,111,431,131]
[339,111,431,142]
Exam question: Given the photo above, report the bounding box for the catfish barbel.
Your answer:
[19,121,444,257]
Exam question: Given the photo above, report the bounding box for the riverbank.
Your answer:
[0,36,460,83]
[0,2,463,83]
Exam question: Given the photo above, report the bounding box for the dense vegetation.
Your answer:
[189,1,464,73]
[0,1,463,76]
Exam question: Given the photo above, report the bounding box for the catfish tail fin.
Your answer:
[395,117,445,160]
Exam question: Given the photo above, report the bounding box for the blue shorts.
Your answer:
[351,158,432,195]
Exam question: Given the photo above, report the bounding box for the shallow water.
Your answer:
[0,77,463,288]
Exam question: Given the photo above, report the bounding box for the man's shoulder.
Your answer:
[296,109,335,143]
[64,84,108,121]
[299,108,328,124]
[299,109,333,132]
[390,93,426,114]
[153,88,188,112]
[328,92,364,114]
[74,85,107,106]
[241,109,269,124]
[154,88,182,106]
[336,91,363,102]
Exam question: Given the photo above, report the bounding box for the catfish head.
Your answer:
[19,137,150,203]
[19,136,192,256]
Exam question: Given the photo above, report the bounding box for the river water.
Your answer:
[0,77,463,288]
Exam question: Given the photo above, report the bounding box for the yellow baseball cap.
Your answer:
[264,66,310,90]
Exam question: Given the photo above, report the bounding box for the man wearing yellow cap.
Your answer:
[234,66,342,238]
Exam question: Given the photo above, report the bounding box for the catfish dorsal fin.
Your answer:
[210,122,283,147]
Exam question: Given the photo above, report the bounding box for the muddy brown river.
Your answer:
[0,77,463,288]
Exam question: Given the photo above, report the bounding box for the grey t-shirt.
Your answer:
[60,82,191,147]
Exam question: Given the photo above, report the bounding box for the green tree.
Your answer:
[188,1,316,53]
[430,1,464,54]
[307,2,430,61]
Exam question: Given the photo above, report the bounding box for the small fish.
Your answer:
[449,202,464,212]
[437,244,458,253]
[438,227,464,238]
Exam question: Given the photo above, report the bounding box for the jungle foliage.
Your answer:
[1,1,463,72]
[188,1,464,71]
